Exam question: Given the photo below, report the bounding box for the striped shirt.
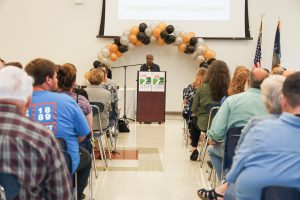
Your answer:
[0,103,72,199]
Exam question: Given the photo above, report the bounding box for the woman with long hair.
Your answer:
[190,60,230,160]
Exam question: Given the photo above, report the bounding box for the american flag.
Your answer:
[272,20,281,68]
[254,21,262,68]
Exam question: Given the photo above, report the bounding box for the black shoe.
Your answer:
[190,149,199,161]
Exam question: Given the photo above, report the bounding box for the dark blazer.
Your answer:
[140,63,160,72]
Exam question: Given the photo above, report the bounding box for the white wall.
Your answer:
[0,0,300,112]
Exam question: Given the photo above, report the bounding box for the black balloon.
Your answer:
[139,23,148,32]
[114,36,121,45]
[118,45,128,53]
[165,35,176,44]
[160,31,169,39]
[137,32,146,41]
[143,36,150,45]
[189,37,198,46]
[166,25,174,34]
[186,45,195,54]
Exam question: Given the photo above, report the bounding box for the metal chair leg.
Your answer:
[200,138,209,168]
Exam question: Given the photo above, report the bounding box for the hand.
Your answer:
[208,139,217,145]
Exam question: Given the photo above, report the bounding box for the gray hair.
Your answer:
[261,75,285,113]
[0,66,33,103]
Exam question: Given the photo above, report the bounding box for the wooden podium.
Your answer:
[136,71,166,123]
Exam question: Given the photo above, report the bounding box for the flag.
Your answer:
[272,20,281,68]
[254,21,262,68]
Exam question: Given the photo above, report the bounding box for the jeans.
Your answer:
[207,143,224,181]
[76,147,92,199]
[224,183,237,200]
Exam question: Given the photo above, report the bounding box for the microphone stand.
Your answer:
[112,64,143,122]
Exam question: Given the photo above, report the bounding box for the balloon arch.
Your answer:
[97,22,216,67]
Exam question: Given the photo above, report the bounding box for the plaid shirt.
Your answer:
[0,103,72,199]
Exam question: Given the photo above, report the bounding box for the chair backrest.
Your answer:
[0,173,20,200]
[207,106,220,130]
[55,138,72,174]
[90,101,108,131]
[262,186,300,200]
[223,127,244,172]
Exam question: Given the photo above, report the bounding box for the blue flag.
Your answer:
[272,21,281,68]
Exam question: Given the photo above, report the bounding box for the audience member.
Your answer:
[190,60,230,161]
[224,72,300,200]
[182,68,207,120]
[6,61,23,69]
[25,58,91,200]
[57,63,93,152]
[282,68,296,77]
[85,68,111,130]
[0,66,72,199]
[198,74,285,200]
[140,54,160,71]
[206,68,269,181]
[93,60,112,78]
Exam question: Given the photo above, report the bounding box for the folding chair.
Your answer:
[90,102,111,170]
[262,186,300,200]
[0,173,20,200]
[199,104,220,168]
[221,126,244,179]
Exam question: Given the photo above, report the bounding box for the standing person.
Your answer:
[140,54,160,71]
[0,66,72,199]
[190,60,231,160]
[25,58,91,200]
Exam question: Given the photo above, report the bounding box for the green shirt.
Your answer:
[208,88,268,142]
[191,83,219,131]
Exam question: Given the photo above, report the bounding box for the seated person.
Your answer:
[85,68,111,130]
[190,60,230,161]
[25,58,91,200]
[0,66,72,199]
[197,75,286,200]
[57,63,93,152]
[225,72,300,200]
[206,68,268,181]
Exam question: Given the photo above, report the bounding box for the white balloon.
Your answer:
[174,37,183,45]
[191,52,198,59]
[123,29,130,36]
[197,38,205,46]
[120,36,129,46]
[150,36,157,43]
[97,51,104,60]
[196,55,205,63]
[174,27,183,37]
[145,27,152,37]
[196,46,205,55]
[101,48,110,58]
[101,58,109,66]
[128,43,134,50]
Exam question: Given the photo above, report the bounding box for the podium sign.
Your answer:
[137,71,166,123]
[138,72,165,92]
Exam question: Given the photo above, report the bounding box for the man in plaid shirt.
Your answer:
[0,66,72,199]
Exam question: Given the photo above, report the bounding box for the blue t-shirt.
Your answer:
[28,90,90,173]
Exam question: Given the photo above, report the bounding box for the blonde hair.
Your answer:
[88,68,105,85]
[192,68,207,88]
[227,66,250,96]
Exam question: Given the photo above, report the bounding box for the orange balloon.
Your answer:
[110,53,118,61]
[182,33,192,44]
[203,49,216,60]
[157,22,166,31]
[189,32,196,38]
[111,44,118,53]
[178,43,187,52]
[128,34,138,44]
[135,40,143,46]
[130,26,139,35]
[157,37,165,45]
[152,27,161,37]
[116,51,123,57]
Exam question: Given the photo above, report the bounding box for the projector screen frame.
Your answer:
[97,0,252,40]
